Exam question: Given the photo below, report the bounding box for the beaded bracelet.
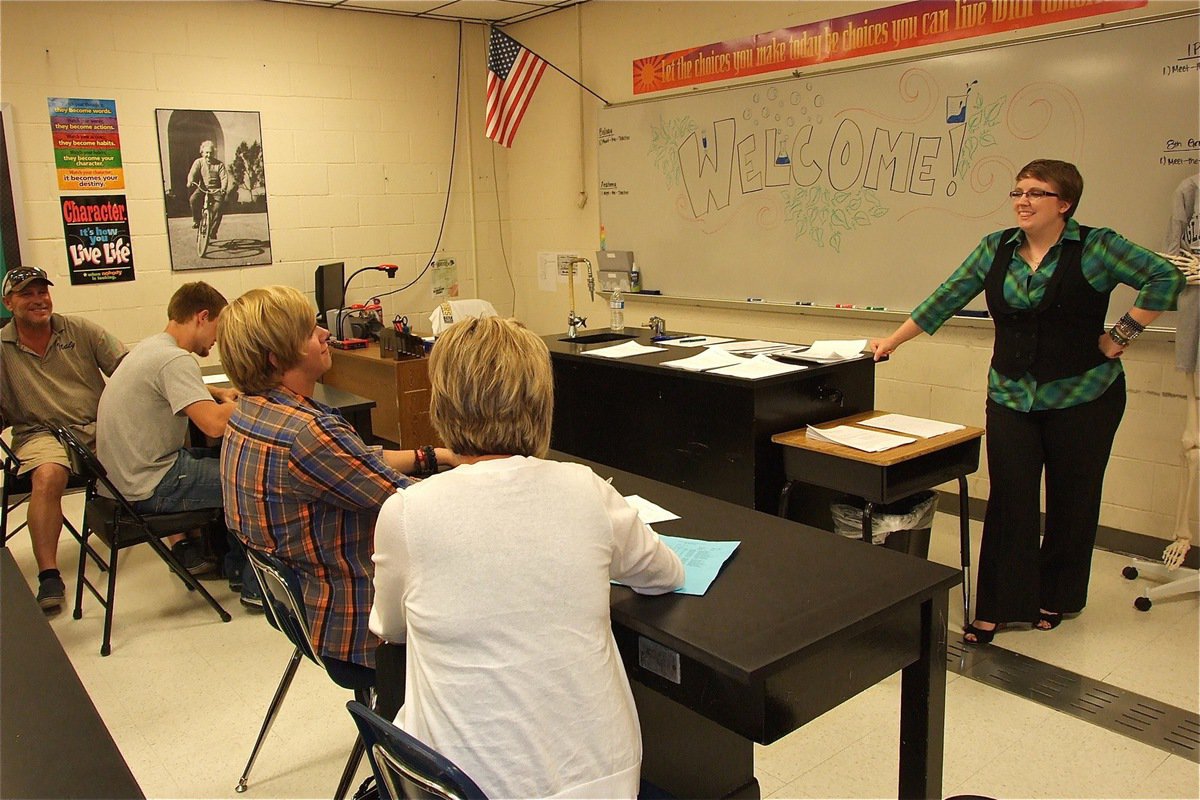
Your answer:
[1108,327,1131,347]
[1116,312,1145,338]
[422,445,438,475]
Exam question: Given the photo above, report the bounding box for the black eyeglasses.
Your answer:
[1009,189,1060,200]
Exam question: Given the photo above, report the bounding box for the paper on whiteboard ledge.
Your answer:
[860,413,965,438]
[583,341,667,359]
[806,424,915,452]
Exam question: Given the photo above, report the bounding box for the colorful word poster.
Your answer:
[48,98,124,190]
[60,195,135,285]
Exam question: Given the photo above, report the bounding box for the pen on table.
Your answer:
[678,337,705,343]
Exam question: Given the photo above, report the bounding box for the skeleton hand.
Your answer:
[1162,537,1191,571]
[1157,251,1200,285]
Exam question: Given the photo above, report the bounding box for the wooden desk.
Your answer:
[1,549,144,799]
[584,453,961,799]
[773,411,984,622]
[323,345,438,448]
[547,331,875,513]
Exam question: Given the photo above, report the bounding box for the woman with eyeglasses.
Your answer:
[869,159,1183,644]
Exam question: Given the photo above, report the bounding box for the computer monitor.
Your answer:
[315,262,345,326]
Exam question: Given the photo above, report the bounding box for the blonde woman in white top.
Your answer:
[370,316,684,799]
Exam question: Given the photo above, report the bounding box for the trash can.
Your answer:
[830,491,937,558]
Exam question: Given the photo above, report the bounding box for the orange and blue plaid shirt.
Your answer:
[222,387,408,667]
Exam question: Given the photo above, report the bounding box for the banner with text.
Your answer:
[632,0,1146,94]
[48,97,124,190]
[61,195,135,285]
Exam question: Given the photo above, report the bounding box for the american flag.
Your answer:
[485,28,547,148]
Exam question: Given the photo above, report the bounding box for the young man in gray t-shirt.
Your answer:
[97,283,239,578]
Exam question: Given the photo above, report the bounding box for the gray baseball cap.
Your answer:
[2,267,54,296]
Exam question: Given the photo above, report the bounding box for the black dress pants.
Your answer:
[975,374,1126,623]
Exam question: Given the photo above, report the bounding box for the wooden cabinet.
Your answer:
[324,344,439,448]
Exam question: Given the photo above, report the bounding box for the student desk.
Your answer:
[579,452,960,799]
[546,331,875,513]
[1,549,144,799]
[772,411,984,622]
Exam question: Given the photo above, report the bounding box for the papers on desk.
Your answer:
[785,339,868,363]
[660,335,735,348]
[860,413,965,438]
[711,339,796,355]
[658,534,740,596]
[583,341,668,359]
[624,494,681,524]
[201,373,229,385]
[708,354,807,379]
[660,348,745,372]
[806,424,915,452]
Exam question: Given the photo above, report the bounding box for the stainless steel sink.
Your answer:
[557,332,636,344]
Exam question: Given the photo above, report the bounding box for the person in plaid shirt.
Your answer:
[869,160,1183,645]
[216,285,455,673]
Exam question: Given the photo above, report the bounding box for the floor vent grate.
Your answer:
[946,636,1199,762]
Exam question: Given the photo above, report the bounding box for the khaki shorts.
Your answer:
[14,432,70,476]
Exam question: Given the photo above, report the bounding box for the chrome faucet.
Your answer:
[566,257,594,339]
[645,315,666,338]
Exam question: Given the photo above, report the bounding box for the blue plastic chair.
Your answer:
[346,700,487,800]
[236,545,375,799]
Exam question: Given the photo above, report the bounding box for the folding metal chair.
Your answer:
[0,435,104,571]
[236,545,375,799]
[51,424,231,656]
[346,701,487,800]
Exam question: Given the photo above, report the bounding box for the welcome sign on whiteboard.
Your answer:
[599,13,1198,321]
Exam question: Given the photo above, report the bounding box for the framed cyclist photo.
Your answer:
[155,108,272,270]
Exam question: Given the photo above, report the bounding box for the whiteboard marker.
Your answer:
[835,303,855,308]
[746,297,763,303]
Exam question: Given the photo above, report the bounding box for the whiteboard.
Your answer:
[598,13,1199,324]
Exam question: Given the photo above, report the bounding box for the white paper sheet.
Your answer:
[859,413,965,438]
[660,335,736,347]
[582,341,668,359]
[623,494,681,524]
[710,339,796,354]
[660,348,745,372]
[201,373,229,385]
[708,354,808,379]
[806,424,915,452]
[792,339,868,362]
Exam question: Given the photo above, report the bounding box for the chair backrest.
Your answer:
[243,546,325,667]
[0,435,20,470]
[346,701,487,800]
[50,424,140,515]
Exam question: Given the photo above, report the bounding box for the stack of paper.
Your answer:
[711,339,796,355]
[708,354,807,379]
[583,341,667,359]
[806,424,915,452]
[860,413,965,438]
[660,348,745,372]
[790,339,868,362]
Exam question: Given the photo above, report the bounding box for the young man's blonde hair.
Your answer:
[428,316,553,458]
[217,285,315,395]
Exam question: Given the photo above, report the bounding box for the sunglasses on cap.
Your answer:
[3,267,54,295]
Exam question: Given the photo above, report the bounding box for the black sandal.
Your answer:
[963,622,997,644]
[1036,611,1063,630]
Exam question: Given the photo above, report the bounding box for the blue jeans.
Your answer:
[134,448,223,513]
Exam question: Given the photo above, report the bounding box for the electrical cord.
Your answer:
[370,22,464,305]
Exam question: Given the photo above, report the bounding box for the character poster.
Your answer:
[155,108,272,270]
[60,195,136,285]
[47,98,125,190]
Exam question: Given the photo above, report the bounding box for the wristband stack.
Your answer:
[1108,312,1145,348]
[412,445,439,477]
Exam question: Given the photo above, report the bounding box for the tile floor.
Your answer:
[5,493,1198,799]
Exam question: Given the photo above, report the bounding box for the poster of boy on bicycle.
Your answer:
[155,108,272,270]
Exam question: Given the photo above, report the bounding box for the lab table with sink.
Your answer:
[545,329,876,515]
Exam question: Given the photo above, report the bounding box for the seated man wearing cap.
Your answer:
[0,267,127,612]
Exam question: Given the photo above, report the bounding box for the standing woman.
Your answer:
[870,160,1183,643]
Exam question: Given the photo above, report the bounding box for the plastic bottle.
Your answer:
[630,262,641,293]
[609,288,624,331]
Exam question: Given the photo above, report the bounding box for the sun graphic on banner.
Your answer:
[633,56,665,94]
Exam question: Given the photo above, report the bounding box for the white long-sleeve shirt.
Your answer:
[370,456,684,799]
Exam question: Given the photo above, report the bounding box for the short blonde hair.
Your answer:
[217,286,315,395]
[428,316,553,458]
